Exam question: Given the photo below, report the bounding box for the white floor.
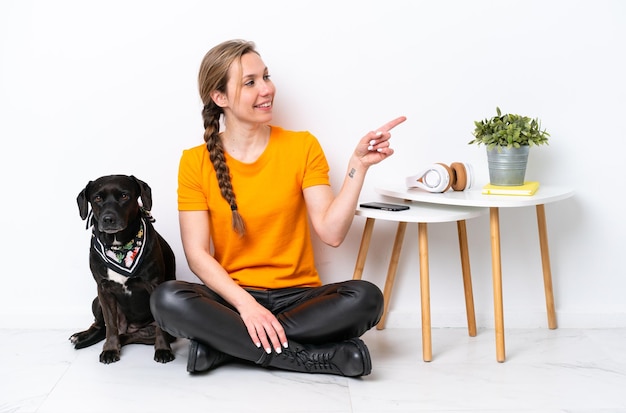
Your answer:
[1,327,626,413]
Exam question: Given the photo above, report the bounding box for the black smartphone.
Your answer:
[359,202,410,211]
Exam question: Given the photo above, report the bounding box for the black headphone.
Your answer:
[405,162,473,193]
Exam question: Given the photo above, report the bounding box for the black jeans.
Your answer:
[150,279,384,362]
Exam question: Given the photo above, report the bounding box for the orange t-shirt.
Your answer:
[178,126,329,289]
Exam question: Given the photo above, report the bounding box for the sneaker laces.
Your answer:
[282,346,336,372]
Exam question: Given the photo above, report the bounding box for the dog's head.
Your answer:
[77,175,152,234]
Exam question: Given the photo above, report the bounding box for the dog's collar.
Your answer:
[91,217,149,277]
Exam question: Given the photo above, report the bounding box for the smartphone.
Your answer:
[359,202,410,211]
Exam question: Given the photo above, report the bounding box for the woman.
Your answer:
[151,39,406,377]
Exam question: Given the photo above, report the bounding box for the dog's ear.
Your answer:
[131,176,153,211]
[77,181,92,220]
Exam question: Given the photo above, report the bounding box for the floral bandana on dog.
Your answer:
[90,211,154,276]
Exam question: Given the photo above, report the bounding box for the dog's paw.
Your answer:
[69,326,106,349]
[154,349,175,364]
[99,350,121,364]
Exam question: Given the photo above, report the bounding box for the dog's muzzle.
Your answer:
[98,214,126,233]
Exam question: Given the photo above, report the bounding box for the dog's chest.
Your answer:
[107,268,132,294]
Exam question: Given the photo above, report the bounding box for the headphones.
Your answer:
[405,162,474,193]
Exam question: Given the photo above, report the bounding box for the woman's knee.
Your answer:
[342,280,384,317]
[150,280,191,322]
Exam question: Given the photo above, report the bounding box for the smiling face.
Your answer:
[215,52,275,127]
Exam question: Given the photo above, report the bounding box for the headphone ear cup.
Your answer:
[405,163,452,192]
[450,162,473,191]
[435,163,453,192]
[450,162,466,191]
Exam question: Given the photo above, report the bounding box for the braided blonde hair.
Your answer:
[198,39,258,236]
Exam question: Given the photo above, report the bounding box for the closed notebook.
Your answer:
[482,181,540,196]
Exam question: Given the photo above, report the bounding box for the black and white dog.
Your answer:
[70,175,176,364]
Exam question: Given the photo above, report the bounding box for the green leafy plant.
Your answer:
[468,107,550,151]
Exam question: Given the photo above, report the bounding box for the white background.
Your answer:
[1,0,624,329]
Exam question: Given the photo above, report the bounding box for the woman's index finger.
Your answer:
[377,116,407,133]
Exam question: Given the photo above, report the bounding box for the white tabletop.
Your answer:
[376,184,574,208]
[356,200,486,223]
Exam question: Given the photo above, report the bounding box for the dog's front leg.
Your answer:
[153,325,175,363]
[145,278,176,363]
[97,284,121,364]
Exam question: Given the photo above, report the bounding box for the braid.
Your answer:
[198,40,257,237]
[202,103,246,236]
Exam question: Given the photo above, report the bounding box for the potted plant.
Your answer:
[468,107,550,186]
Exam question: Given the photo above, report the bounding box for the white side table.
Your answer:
[353,201,486,361]
[376,184,575,362]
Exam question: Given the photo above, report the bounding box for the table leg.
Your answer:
[457,220,477,337]
[489,207,506,362]
[536,204,558,329]
[352,218,375,281]
[418,222,432,362]
[377,221,408,330]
